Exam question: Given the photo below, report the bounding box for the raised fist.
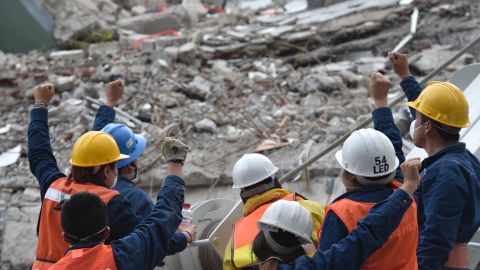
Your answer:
[369,72,391,108]
[33,83,55,104]
[388,52,411,80]
[105,79,124,107]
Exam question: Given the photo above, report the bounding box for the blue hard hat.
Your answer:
[101,123,147,168]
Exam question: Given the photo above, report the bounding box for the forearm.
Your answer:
[372,107,405,180]
[92,105,116,131]
[27,108,65,197]
[295,189,413,270]
[399,76,422,118]
[113,176,185,270]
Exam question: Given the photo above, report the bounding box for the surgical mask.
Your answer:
[409,119,428,139]
[110,176,118,189]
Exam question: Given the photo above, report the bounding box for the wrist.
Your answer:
[182,231,193,242]
[34,101,48,109]
[400,182,418,196]
[373,99,388,108]
[105,100,117,108]
[400,72,411,80]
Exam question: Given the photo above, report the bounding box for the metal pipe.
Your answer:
[189,239,211,247]
[279,35,480,183]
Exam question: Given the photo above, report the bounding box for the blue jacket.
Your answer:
[293,189,413,269]
[28,108,142,242]
[319,106,406,252]
[401,76,480,270]
[65,175,185,270]
[92,105,187,255]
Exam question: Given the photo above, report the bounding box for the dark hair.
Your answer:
[67,162,116,184]
[240,177,282,203]
[61,192,108,244]
[252,230,305,266]
[420,114,460,142]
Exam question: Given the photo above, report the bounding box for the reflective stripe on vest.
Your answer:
[48,245,118,270]
[444,243,469,268]
[231,193,297,268]
[32,178,119,270]
[322,180,418,270]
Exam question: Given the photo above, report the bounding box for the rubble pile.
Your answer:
[0,0,479,268]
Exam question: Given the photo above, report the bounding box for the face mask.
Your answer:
[110,176,118,189]
[409,119,428,139]
[409,120,416,139]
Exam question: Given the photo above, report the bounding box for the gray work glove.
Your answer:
[161,137,190,164]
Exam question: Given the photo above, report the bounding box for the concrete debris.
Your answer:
[49,50,84,61]
[0,145,21,167]
[1,0,480,267]
[194,118,217,133]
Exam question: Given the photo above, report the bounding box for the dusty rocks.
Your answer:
[1,0,480,268]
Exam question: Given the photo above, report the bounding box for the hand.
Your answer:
[369,72,391,108]
[178,223,197,243]
[34,83,55,104]
[105,79,124,107]
[400,158,422,196]
[161,137,190,164]
[302,243,317,255]
[388,52,411,79]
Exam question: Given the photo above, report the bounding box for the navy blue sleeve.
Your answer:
[167,232,188,255]
[399,76,422,118]
[417,169,467,270]
[92,105,116,131]
[106,195,142,243]
[319,211,349,251]
[27,108,66,199]
[372,107,405,181]
[294,189,413,270]
[111,175,185,270]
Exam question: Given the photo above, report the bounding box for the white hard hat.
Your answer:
[335,128,399,183]
[232,153,279,189]
[258,200,313,244]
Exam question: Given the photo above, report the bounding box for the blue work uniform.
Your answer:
[28,108,142,243]
[92,105,187,255]
[401,76,480,270]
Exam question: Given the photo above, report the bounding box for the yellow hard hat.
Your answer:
[406,81,469,128]
[70,131,130,167]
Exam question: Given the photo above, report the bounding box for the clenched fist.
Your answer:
[400,158,422,196]
[34,83,55,104]
[105,79,124,107]
[388,52,411,79]
[369,72,391,108]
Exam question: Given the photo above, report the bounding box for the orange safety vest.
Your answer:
[230,193,299,268]
[48,244,118,270]
[31,178,119,270]
[321,180,418,270]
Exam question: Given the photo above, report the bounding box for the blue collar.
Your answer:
[422,143,466,169]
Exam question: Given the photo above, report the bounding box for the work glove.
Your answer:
[161,137,190,164]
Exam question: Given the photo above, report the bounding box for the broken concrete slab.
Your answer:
[49,50,84,61]
[117,6,190,34]
[88,41,120,57]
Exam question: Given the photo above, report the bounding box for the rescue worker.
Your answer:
[252,158,422,269]
[223,153,325,270]
[388,51,480,270]
[49,137,192,269]
[28,83,146,269]
[318,73,418,269]
[319,128,418,269]
[91,79,195,255]
[252,200,314,270]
